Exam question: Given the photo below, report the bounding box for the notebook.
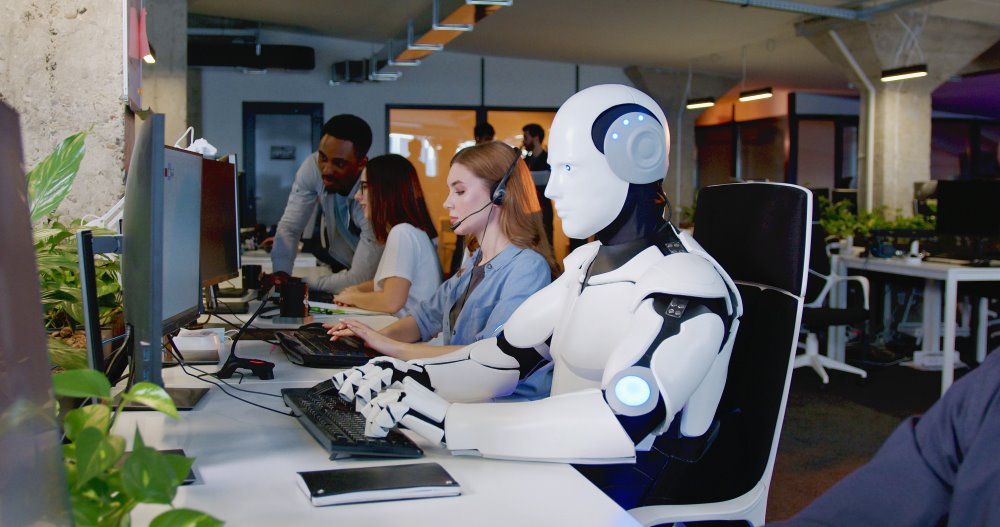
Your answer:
[296,462,461,506]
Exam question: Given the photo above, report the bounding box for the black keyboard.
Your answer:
[282,387,423,459]
[276,325,373,368]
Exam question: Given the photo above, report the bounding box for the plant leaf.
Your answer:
[161,452,195,484]
[63,404,112,441]
[27,131,87,224]
[72,427,124,490]
[120,383,179,419]
[150,509,224,527]
[53,369,112,399]
[122,438,181,504]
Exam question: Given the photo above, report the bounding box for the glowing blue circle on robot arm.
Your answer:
[614,375,652,407]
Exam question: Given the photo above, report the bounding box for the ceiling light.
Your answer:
[466,0,513,5]
[685,97,716,110]
[880,64,927,83]
[739,87,773,102]
[369,71,402,82]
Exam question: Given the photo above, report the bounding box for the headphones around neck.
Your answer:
[490,147,521,206]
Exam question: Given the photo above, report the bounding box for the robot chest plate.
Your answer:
[551,281,637,383]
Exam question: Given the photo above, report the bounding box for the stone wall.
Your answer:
[1,0,126,220]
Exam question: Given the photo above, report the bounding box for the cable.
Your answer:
[164,335,292,417]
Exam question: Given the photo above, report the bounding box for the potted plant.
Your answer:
[53,369,221,526]
[817,196,861,252]
[28,131,124,370]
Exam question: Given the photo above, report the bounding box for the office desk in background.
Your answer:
[832,255,1000,394]
[124,340,641,526]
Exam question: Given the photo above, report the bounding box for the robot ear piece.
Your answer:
[591,104,667,185]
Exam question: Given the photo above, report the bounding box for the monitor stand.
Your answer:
[118,386,210,412]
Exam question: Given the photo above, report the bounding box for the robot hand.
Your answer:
[360,377,450,443]
[331,357,428,408]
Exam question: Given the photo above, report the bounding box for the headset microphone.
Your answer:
[449,201,493,230]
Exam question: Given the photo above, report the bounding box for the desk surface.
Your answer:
[839,254,1000,282]
[125,340,640,526]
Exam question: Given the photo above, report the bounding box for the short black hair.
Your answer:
[474,122,495,139]
[321,114,373,158]
[522,123,544,142]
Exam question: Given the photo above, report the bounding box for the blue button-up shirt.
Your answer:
[408,245,551,346]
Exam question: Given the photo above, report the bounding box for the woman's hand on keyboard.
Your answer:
[327,319,403,357]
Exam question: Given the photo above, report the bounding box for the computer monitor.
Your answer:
[0,102,72,524]
[200,156,240,288]
[935,179,1000,238]
[121,114,203,386]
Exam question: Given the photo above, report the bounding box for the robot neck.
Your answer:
[586,183,675,279]
[596,182,667,246]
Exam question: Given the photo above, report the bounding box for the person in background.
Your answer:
[331,154,442,316]
[326,142,556,397]
[766,349,1000,527]
[473,122,495,145]
[268,114,382,293]
[522,123,554,247]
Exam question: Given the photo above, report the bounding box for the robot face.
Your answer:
[545,85,670,240]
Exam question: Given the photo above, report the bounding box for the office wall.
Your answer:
[0,0,126,220]
[195,29,633,169]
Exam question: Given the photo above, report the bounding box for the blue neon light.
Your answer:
[615,375,651,406]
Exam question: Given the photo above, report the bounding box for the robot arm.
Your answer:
[331,269,575,405]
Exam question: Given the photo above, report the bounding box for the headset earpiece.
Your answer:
[491,147,520,206]
[591,103,666,185]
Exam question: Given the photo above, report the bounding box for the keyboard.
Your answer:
[282,387,423,459]
[276,325,374,368]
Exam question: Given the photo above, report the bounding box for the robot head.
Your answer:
[545,84,670,239]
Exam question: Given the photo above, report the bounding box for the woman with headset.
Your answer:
[326,141,556,373]
[326,154,442,316]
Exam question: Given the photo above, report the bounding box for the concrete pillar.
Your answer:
[1,0,127,220]
[802,12,1000,215]
[626,66,737,224]
[144,0,188,146]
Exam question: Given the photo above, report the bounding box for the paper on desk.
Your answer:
[308,302,384,316]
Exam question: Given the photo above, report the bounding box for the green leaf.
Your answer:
[64,404,112,441]
[72,427,125,490]
[121,383,179,419]
[122,436,182,504]
[161,452,195,485]
[53,369,112,399]
[27,130,88,224]
[150,509,224,527]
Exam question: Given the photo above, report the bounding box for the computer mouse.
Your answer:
[298,321,329,332]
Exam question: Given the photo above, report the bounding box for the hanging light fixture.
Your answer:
[138,7,154,64]
[739,87,773,102]
[880,64,927,83]
[685,97,716,110]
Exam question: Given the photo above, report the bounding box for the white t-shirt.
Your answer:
[374,223,442,317]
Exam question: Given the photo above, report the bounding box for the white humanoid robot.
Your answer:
[322,84,742,507]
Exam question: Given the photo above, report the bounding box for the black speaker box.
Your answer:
[188,41,315,71]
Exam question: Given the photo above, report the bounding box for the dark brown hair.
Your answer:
[365,154,437,244]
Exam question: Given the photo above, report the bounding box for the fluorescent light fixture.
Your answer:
[466,0,513,5]
[408,19,444,51]
[739,87,773,102]
[369,71,402,82]
[880,64,927,83]
[685,97,716,110]
[433,0,474,31]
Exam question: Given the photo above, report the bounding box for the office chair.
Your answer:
[628,181,811,527]
[795,223,869,384]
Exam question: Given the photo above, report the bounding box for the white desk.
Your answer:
[240,249,318,274]
[123,340,640,526]
[833,255,1000,394]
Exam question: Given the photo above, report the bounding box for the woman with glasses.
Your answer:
[323,154,441,316]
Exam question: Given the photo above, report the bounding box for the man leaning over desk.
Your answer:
[269,114,383,293]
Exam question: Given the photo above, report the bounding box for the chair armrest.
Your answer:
[825,274,870,310]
